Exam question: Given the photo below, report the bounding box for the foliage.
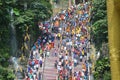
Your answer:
[13,0,53,48]
[0,0,12,69]
[0,66,15,80]
[92,19,108,49]
[91,0,108,49]
[91,0,111,79]
[94,56,111,80]
[0,0,16,79]
[0,0,52,79]
[103,71,111,80]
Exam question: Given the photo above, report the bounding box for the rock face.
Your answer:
[16,71,24,79]
[11,57,24,79]
[10,8,17,56]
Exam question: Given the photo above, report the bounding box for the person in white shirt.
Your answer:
[59,54,62,59]
[33,73,36,80]
[74,59,78,66]
[47,51,50,57]
[39,56,42,61]
[65,55,68,60]
[58,61,62,66]
[64,46,66,50]
[30,78,33,80]
[57,65,62,73]
[33,50,36,57]
[36,64,39,71]
[69,65,72,75]
[80,55,83,62]
[32,68,36,74]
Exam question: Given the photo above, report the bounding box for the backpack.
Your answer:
[39,60,42,64]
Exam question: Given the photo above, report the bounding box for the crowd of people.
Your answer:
[24,31,55,80]
[24,1,92,80]
[52,1,92,80]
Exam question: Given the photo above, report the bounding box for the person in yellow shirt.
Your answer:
[82,49,85,57]
[82,63,86,72]
[57,33,61,40]
[76,26,81,34]
[80,36,85,42]
[40,49,42,55]
[72,28,75,35]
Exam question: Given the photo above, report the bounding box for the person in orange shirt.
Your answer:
[51,42,54,48]
[66,26,70,32]
[82,63,86,72]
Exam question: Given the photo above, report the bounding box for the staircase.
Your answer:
[43,56,58,80]
[43,39,59,80]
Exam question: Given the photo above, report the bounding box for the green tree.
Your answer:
[94,56,111,80]
[0,0,53,79]
[0,0,16,79]
[91,0,111,80]
[91,0,108,49]
[92,19,108,49]
[14,0,52,49]
[0,66,15,80]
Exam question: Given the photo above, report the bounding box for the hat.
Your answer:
[68,8,71,10]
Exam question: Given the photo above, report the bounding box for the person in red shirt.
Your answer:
[26,77,30,80]
[34,59,39,64]
[30,69,32,74]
